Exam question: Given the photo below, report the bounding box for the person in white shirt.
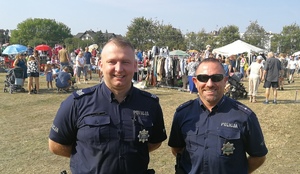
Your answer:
[287,55,297,83]
[75,52,87,84]
[246,56,263,102]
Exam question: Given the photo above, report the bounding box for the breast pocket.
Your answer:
[183,126,203,152]
[78,115,110,145]
[133,116,153,143]
[218,128,242,157]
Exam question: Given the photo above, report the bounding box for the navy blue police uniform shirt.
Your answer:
[49,83,167,174]
[168,96,268,174]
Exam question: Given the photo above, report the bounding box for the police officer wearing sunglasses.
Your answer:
[168,58,268,174]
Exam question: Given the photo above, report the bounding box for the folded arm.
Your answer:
[248,155,266,173]
[171,147,184,156]
[148,142,162,152]
[48,138,72,158]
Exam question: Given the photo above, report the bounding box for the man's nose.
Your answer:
[206,78,214,86]
[115,62,123,72]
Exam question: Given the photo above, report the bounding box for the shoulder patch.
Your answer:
[176,100,194,112]
[235,101,253,115]
[72,87,96,99]
[140,90,159,101]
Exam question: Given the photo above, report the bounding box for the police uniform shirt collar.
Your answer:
[198,96,226,112]
[101,82,133,103]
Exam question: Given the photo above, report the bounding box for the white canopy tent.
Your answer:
[212,40,265,63]
[292,51,300,56]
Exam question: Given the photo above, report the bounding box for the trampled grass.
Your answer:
[0,73,299,173]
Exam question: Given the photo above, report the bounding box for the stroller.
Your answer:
[4,67,26,94]
[224,73,248,100]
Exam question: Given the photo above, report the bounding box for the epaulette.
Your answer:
[235,102,253,116]
[176,100,193,112]
[140,90,159,102]
[72,87,96,99]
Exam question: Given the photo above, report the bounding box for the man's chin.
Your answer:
[204,96,218,103]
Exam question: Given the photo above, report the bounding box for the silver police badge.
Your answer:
[138,129,149,143]
[221,142,235,155]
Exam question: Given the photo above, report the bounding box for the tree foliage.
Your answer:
[216,25,240,46]
[126,17,158,50]
[94,30,106,48]
[0,29,9,44]
[10,18,72,47]
[126,17,186,51]
[277,23,300,54]
[243,20,268,49]
[4,17,300,55]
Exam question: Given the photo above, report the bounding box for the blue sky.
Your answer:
[2,0,300,36]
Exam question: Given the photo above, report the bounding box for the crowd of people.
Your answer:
[5,38,300,173]
[8,44,103,94]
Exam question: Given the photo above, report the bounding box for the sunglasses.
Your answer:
[196,74,224,82]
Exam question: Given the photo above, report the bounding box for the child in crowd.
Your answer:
[45,61,53,90]
[96,54,102,82]
[51,55,56,64]
[52,64,60,79]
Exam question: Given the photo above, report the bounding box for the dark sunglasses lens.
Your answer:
[211,74,224,82]
[197,75,209,82]
[197,74,223,82]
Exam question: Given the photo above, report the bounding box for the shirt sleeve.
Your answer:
[49,95,77,145]
[168,112,185,148]
[244,113,268,157]
[149,103,167,144]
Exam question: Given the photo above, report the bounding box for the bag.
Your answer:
[244,62,249,70]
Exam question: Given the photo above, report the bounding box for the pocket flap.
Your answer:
[218,129,240,140]
[84,115,110,126]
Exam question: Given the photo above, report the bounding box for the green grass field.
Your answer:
[0,72,299,173]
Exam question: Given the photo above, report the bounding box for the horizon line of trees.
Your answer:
[1,18,300,55]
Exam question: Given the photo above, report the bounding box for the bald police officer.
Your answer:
[168,58,268,174]
[49,38,167,174]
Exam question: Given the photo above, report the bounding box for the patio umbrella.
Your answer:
[169,50,189,56]
[2,44,28,55]
[35,44,51,51]
[188,49,199,53]
[292,51,300,56]
[88,44,98,52]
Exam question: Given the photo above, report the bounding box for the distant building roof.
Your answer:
[74,30,122,41]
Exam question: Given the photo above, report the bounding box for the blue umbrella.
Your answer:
[2,44,28,55]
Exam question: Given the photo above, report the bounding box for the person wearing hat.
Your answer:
[246,56,264,102]
[44,61,53,90]
[203,45,211,59]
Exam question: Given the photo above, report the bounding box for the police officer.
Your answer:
[168,58,268,174]
[49,38,167,174]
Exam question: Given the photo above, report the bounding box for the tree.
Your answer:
[64,37,81,52]
[215,25,240,46]
[0,29,9,44]
[126,17,158,50]
[94,30,105,48]
[155,24,185,50]
[185,29,212,51]
[10,18,72,47]
[278,23,300,54]
[243,20,268,49]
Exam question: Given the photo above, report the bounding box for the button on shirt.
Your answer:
[168,97,268,174]
[49,83,167,174]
